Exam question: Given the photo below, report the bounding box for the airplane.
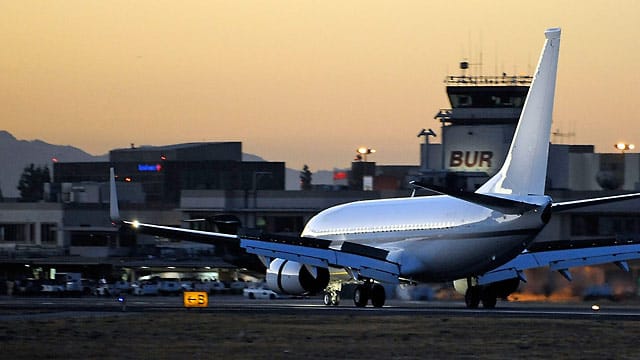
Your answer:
[110,28,640,308]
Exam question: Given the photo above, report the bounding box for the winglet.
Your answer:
[109,167,121,223]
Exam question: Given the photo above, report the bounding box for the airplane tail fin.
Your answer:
[477,28,561,196]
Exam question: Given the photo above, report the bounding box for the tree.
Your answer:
[17,164,51,202]
[300,164,312,190]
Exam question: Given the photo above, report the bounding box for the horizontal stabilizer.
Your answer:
[410,181,538,214]
[552,192,640,212]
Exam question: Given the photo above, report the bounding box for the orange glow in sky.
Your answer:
[2,1,639,170]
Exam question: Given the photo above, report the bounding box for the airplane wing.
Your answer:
[118,219,401,284]
[120,220,239,243]
[475,193,640,284]
[477,242,640,285]
[241,237,401,284]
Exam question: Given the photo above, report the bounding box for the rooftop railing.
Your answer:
[445,75,533,86]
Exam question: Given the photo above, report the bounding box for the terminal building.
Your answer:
[52,142,285,204]
[1,65,640,298]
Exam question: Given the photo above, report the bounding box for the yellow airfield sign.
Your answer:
[183,291,208,308]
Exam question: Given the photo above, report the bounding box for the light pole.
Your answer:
[615,142,635,154]
[356,147,376,162]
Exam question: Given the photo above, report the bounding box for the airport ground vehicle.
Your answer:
[54,272,83,295]
[243,287,278,299]
[40,281,65,295]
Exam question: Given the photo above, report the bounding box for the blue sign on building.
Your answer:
[138,164,162,172]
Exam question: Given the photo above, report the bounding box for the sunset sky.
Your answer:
[2,1,639,171]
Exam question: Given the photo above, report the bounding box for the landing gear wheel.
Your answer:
[481,290,497,309]
[353,285,369,307]
[324,291,341,306]
[331,293,340,306]
[323,293,331,306]
[371,284,386,308]
[465,286,480,309]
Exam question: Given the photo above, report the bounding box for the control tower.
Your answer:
[431,62,532,191]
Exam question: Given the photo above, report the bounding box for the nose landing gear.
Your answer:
[323,291,341,306]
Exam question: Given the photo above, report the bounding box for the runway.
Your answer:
[2,295,640,321]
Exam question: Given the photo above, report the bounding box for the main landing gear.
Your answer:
[323,280,386,308]
[464,285,497,309]
[462,278,520,309]
[353,280,386,308]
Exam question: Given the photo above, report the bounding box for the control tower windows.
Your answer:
[447,86,529,109]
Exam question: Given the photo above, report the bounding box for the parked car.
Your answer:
[158,279,182,296]
[81,279,97,296]
[191,279,227,294]
[243,287,278,300]
[209,281,228,294]
[112,280,132,295]
[229,281,247,294]
[180,279,196,291]
[40,280,65,295]
[54,272,83,294]
[16,279,44,296]
[133,281,160,296]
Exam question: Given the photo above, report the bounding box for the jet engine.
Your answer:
[266,259,330,295]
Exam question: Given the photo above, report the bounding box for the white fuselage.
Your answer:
[301,195,550,281]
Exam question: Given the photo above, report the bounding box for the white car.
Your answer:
[243,287,278,300]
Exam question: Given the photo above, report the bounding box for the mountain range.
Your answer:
[0,131,107,198]
[0,130,333,198]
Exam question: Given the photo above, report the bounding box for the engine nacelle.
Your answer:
[266,259,330,295]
